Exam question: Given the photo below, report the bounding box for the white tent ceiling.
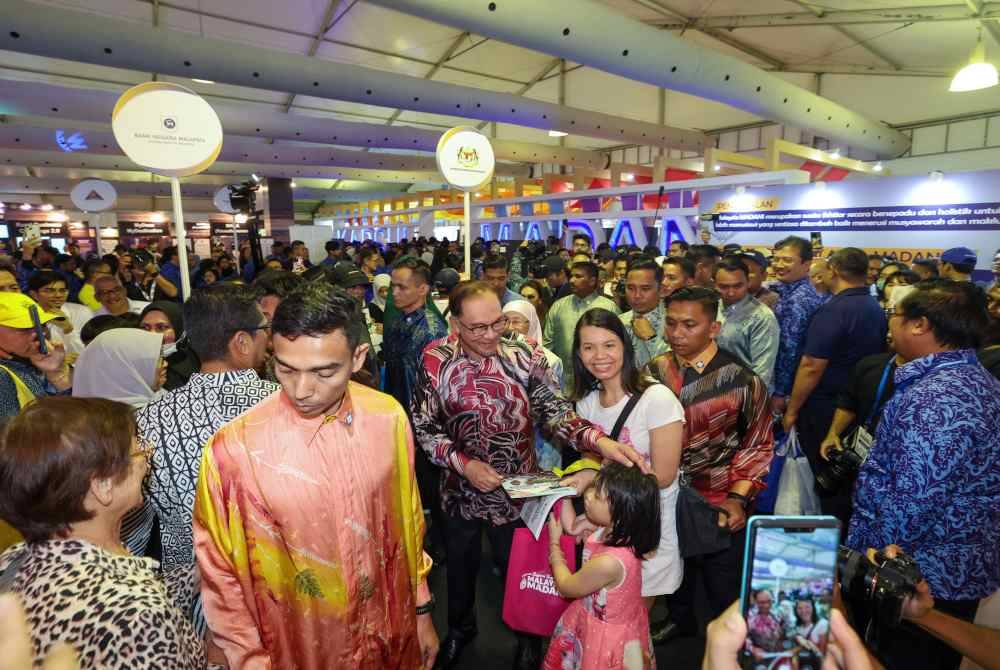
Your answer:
[2,0,1000,213]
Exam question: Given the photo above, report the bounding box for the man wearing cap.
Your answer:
[0,293,72,418]
[334,266,380,385]
[434,268,461,318]
[738,250,778,310]
[939,247,980,284]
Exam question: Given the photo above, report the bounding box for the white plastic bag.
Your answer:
[774,428,821,515]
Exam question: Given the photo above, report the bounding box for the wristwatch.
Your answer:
[726,491,750,508]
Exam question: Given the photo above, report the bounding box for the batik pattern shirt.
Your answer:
[382,307,448,412]
[412,336,605,525]
[543,291,620,388]
[647,349,774,506]
[0,357,54,418]
[194,385,431,670]
[847,350,1000,601]
[717,295,780,392]
[132,370,278,627]
[620,302,670,369]
[772,277,826,397]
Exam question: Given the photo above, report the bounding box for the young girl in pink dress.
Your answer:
[545,462,662,670]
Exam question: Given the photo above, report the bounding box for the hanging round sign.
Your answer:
[436,126,496,192]
[111,82,223,177]
[70,179,117,212]
[213,186,238,214]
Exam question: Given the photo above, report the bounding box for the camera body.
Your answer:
[816,428,872,493]
[837,546,923,651]
[228,180,259,214]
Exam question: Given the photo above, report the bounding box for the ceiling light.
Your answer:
[234,213,249,224]
[713,164,721,172]
[19,203,31,211]
[873,162,884,172]
[830,148,841,159]
[950,28,998,92]
[150,212,166,223]
[548,130,568,138]
[929,170,945,182]
[621,172,634,181]
[191,78,215,84]
[290,181,297,188]
[40,203,54,211]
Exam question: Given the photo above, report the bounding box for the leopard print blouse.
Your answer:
[0,539,206,669]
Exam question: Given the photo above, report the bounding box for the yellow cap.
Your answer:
[0,293,57,329]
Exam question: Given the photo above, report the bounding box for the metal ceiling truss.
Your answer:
[644,4,1000,30]
[0,0,703,151]
[367,0,910,157]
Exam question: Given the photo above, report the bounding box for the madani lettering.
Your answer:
[519,571,560,597]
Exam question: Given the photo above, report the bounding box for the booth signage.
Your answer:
[119,221,170,237]
[111,82,223,178]
[12,221,68,237]
[212,221,249,236]
[189,222,212,239]
[436,126,496,192]
[714,202,1000,232]
[213,186,238,214]
[67,222,93,240]
[70,179,117,212]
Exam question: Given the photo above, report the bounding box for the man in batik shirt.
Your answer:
[769,236,825,416]
[647,287,772,636]
[194,285,438,670]
[412,281,645,670]
[131,285,277,635]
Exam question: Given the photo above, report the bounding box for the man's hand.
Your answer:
[463,459,503,492]
[560,468,597,495]
[820,433,843,461]
[595,438,651,473]
[416,612,439,670]
[781,410,798,433]
[30,340,66,373]
[632,316,655,340]
[702,600,745,670]
[876,544,934,621]
[771,395,787,415]
[718,499,746,532]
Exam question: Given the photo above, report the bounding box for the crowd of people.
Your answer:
[0,229,998,670]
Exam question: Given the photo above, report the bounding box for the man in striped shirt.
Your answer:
[647,286,773,638]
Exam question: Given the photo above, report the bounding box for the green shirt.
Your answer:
[542,291,620,389]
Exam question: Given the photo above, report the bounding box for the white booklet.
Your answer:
[502,473,577,540]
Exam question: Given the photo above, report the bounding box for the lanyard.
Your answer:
[863,358,895,430]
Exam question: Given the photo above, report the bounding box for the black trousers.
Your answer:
[796,399,853,529]
[665,527,746,633]
[444,511,519,637]
[877,597,979,670]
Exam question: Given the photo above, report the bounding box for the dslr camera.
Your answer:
[837,546,923,652]
[815,428,872,493]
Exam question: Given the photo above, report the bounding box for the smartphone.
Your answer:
[29,304,48,356]
[739,516,840,670]
[810,231,824,251]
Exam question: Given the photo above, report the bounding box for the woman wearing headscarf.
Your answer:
[72,329,167,408]
[502,299,564,470]
[368,273,391,324]
[139,301,200,391]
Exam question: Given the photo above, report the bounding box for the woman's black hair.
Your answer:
[592,462,661,557]
[794,595,818,626]
[570,308,651,401]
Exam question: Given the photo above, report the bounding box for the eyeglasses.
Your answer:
[96,287,125,298]
[456,315,508,337]
[241,322,271,334]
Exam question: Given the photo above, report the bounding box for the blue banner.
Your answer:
[714,203,1000,232]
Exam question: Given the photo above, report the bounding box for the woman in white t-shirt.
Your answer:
[568,307,685,603]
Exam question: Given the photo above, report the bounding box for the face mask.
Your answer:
[161,341,178,358]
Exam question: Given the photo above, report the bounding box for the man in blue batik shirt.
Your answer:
[770,236,826,415]
[847,280,1000,670]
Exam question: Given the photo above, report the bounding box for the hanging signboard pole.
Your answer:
[169,177,192,300]
[112,81,223,301]
[436,126,495,280]
[463,191,472,277]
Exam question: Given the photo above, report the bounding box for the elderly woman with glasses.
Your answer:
[0,396,206,669]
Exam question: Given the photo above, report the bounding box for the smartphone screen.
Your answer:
[29,305,48,356]
[739,516,840,670]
